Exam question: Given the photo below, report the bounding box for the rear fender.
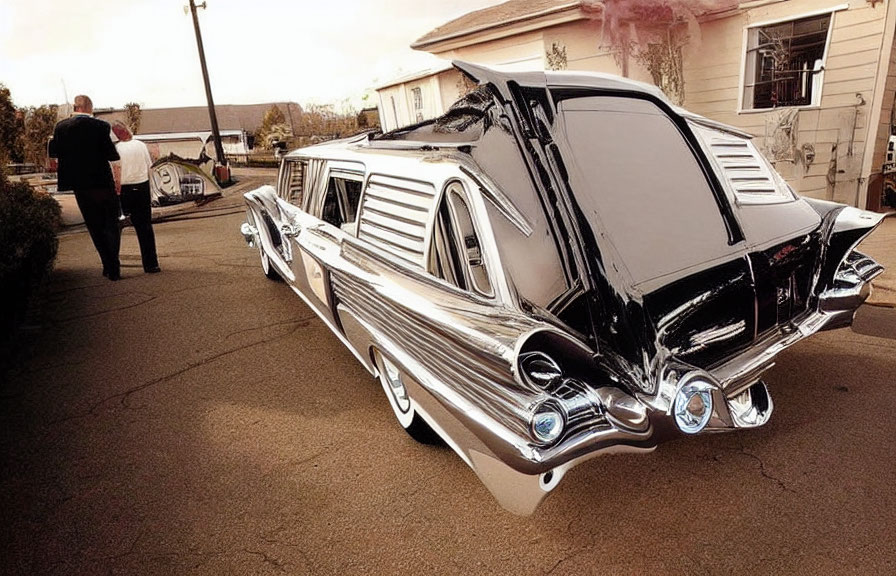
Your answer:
[811,204,887,322]
[816,206,886,291]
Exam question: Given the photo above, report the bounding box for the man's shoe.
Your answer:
[108,272,121,281]
[102,269,109,277]
[145,266,161,274]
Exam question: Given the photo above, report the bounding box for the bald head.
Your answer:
[73,95,94,114]
[111,121,132,142]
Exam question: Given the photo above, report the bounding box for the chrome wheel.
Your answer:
[373,350,440,444]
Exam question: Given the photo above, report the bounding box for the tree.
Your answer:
[255,104,293,150]
[22,105,58,168]
[0,83,24,166]
[124,102,142,134]
[546,42,568,71]
[581,0,731,104]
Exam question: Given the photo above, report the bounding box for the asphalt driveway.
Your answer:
[1,177,895,575]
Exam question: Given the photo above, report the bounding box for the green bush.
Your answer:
[0,175,61,336]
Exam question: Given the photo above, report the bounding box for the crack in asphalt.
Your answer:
[102,530,145,562]
[54,293,158,323]
[290,450,326,468]
[44,274,284,327]
[223,316,315,341]
[261,527,316,572]
[544,548,594,575]
[735,443,797,494]
[44,316,314,427]
[244,548,288,572]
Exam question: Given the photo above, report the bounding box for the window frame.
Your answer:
[320,170,364,232]
[428,180,495,299]
[411,86,424,123]
[305,160,365,223]
[737,5,846,114]
[277,157,307,207]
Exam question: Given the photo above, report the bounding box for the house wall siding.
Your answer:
[377,86,408,132]
[542,19,654,83]
[682,1,889,205]
[872,33,896,171]
[387,0,894,208]
[437,70,467,112]
[439,30,546,69]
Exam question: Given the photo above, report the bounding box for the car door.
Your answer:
[259,156,317,289]
[288,160,364,330]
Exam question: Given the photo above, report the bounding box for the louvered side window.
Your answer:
[357,175,436,268]
[691,123,795,205]
[278,159,306,207]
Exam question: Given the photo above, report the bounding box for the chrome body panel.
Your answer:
[240,63,885,514]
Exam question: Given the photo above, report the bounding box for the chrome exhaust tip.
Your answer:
[728,380,774,428]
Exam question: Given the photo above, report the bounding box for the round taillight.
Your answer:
[673,379,714,434]
[531,402,565,443]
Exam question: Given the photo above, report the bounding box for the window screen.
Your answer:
[280,159,306,206]
[321,175,362,232]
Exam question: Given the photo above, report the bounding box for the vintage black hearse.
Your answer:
[241,62,884,514]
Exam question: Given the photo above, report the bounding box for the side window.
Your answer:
[321,174,363,233]
[690,122,795,205]
[430,183,493,297]
[279,159,306,206]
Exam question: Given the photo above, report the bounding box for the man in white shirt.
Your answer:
[111,122,160,273]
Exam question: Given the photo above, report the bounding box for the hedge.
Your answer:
[0,174,61,340]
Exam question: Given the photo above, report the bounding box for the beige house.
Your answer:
[379,0,896,210]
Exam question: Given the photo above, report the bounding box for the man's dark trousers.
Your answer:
[120,181,158,271]
[49,113,121,278]
[74,187,122,277]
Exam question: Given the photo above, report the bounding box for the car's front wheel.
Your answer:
[373,350,440,444]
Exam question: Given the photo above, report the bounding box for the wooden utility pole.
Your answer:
[188,0,227,176]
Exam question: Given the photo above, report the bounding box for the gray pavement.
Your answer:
[1,174,895,575]
[858,213,896,307]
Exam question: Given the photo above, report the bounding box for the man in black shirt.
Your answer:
[49,94,122,280]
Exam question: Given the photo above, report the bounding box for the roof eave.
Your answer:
[411,2,582,52]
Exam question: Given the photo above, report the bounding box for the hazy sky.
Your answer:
[0,0,505,110]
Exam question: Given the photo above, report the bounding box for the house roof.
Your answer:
[374,61,455,90]
[96,102,303,135]
[412,0,741,51]
[133,130,244,142]
[412,0,576,50]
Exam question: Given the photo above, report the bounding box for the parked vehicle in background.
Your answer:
[149,155,221,206]
[240,62,885,514]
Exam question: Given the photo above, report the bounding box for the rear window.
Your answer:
[557,96,732,286]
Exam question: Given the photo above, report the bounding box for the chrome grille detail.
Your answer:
[690,123,793,204]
